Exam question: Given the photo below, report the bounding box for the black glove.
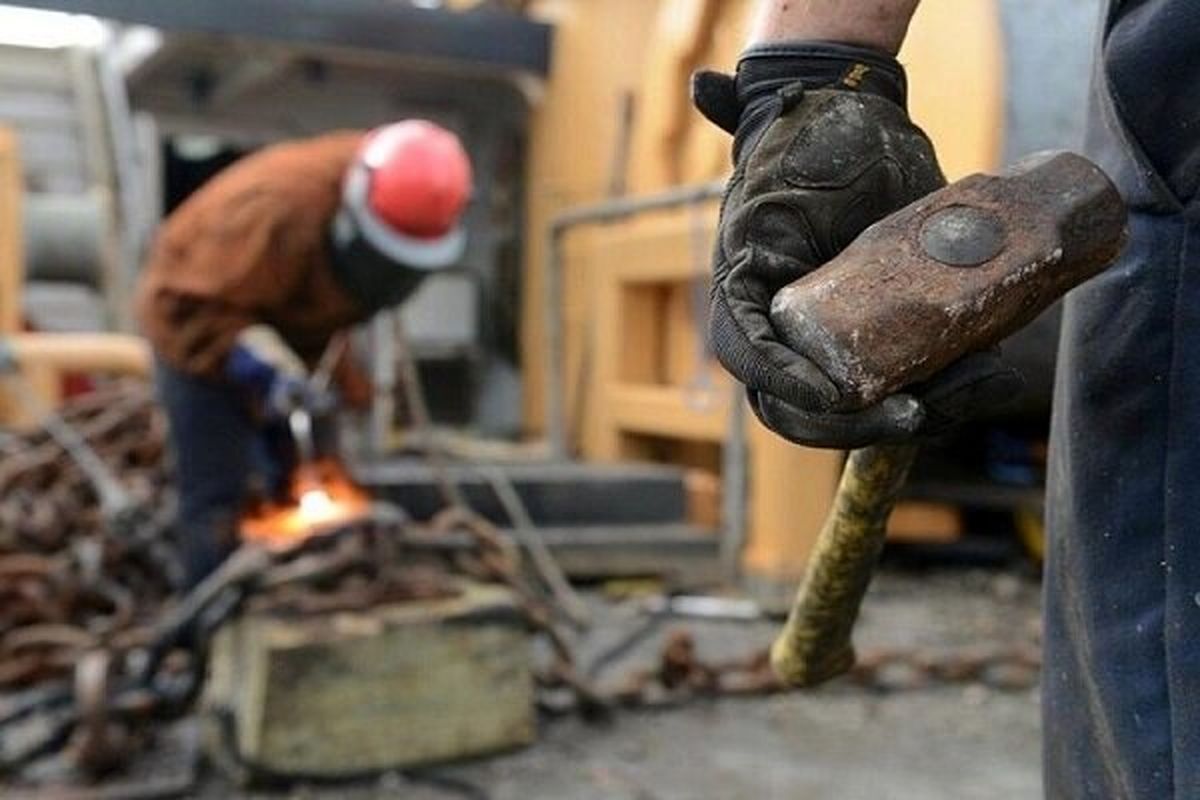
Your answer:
[693,42,1022,449]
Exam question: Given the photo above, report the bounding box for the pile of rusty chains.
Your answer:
[0,382,167,551]
[0,382,188,777]
[0,382,1042,782]
[0,382,518,777]
[0,382,177,692]
[0,384,396,774]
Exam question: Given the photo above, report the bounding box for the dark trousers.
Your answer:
[156,360,288,587]
[1044,2,1200,796]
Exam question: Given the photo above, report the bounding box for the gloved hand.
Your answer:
[693,42,1022,449]
[225,325,326,420]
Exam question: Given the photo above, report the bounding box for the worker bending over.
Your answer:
[135,121,472,586]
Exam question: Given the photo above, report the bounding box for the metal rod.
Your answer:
[3,0,554,76]
[287,408,316,466]
[481,464,590,627]
[310,331,348,395]
[393,317,468,510]
[719,395,748,584]
[367,312,397,460]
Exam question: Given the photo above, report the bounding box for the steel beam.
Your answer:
[6,0,552,75]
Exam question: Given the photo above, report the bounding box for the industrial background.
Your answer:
[0,1,1101,798]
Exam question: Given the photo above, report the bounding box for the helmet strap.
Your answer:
[328,208,426,313]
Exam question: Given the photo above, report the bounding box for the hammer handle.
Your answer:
[769,442,918,687]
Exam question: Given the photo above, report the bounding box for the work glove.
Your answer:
[225,325,330,420]
[693,42,1022,449]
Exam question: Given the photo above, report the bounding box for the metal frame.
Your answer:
[5,0,553,76]
[541,180,746,579]
[542,180,727,459]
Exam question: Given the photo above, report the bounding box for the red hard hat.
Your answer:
[358,120,472,239]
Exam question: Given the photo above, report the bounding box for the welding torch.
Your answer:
[279,332,347,493]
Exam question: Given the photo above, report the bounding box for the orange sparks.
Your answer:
[239,459,371,550]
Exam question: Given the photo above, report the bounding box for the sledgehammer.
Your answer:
[767,151,1127,687]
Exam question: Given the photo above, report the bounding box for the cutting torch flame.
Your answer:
[298,488,337,520]
[239,459,371,550]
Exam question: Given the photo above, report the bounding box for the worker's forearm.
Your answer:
[749,0,921,55]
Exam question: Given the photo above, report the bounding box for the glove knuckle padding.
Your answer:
[739,91,943,262]
[740,195,824,274]
[694,45,1014,447]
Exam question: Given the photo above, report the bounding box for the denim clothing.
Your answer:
[156,359,291,587]
[1043,1,1200,796]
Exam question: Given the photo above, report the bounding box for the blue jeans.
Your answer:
[1044,2,1200,795]
[156,360,289,587]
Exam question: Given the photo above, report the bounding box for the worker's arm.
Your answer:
[748,0,920,53]
[225,324,315,419]
[693,0,1019,448]
[138,186,327,381]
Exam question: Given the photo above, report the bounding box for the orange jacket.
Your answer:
[135,132,372,403]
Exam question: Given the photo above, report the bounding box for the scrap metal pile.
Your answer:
[0,382,176,691]
[0,381,607,783]
[0,381,1042,792]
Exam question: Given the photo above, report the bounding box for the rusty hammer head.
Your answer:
[770,151,1128,410]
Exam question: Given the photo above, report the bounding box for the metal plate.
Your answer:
[5,0,552,75]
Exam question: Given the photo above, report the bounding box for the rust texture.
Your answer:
[771,151,1128,409]
[766,153,1129,691]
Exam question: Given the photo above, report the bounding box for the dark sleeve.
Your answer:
[1104,0,1200,203]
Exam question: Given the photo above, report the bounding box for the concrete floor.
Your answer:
[201,567,1044,800]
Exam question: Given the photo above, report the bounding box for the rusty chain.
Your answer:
[605,630,1041,709]
[0,381,1042,786]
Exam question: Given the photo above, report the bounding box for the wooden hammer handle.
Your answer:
[769,443,918,687]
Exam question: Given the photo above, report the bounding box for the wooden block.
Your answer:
[5,332,151,376]
[0,127,22,336]
[582,262,623,458]
[664,282,708,386]
[609,382,729,443]
[203,582,535,779]
[0,333,153,428]
[684,468,721,528]
[619,284,668,384]
[741,414,841,588]
[561,227,596,443]
[887,501,963,543]
[0,366,58,429]
[602,208,718,284]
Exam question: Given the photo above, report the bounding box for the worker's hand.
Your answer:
[265,374,313,419]
[260,371,336,421]
[693,42,1021,449]
[226,325,318,420]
